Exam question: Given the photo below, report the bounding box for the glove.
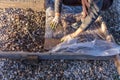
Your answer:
[50,16,60,30]
[61,34,73,42]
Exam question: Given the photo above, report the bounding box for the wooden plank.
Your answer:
[0,52,115,60]
[0,0,46,11]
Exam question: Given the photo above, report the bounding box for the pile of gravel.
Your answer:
[0,8,45,52]
[0,59,119,80]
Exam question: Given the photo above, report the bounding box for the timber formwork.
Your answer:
[0,0,46,11]
[0,51,115,60]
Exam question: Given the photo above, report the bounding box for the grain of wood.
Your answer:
[0,0,45,11]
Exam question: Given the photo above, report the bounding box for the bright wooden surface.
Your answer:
[0,0,46,11]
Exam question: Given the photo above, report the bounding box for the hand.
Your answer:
[50,16,60,29]
[81,11,87,19]
[61,34,74,42]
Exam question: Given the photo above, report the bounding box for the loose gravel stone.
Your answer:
[0,59,119,80]
[0,8,45,52]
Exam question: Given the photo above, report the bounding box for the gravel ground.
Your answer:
[0,0,120,80]
[0,8,45,52]
[0,59,119,80]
